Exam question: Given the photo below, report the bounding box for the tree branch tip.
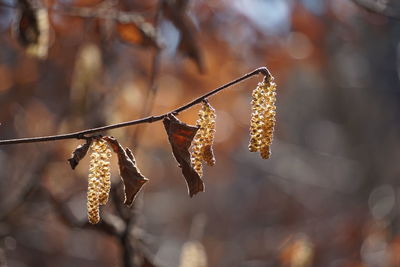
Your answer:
[256,67,271,78]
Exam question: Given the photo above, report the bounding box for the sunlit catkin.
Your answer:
[249,76,277,159]
[87,138,112,224]
[98,145,112,206]
[191,101,216,177]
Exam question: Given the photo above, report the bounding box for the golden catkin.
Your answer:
[191,101,216,177]
[87,138,112,224]
[87,171,100,224]
[98,146,112,205]
[249,76,277,159]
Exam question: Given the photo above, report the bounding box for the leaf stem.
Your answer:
[0,67,271,145]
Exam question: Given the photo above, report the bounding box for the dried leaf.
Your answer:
[162,0,203,72]
[104,136,148,206]
[68,139,92,170]
[0,247,6,267]
[163,114,204,197]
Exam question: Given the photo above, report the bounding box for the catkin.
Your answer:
[191,101,216,177]
[249,76,277,159]
[87,138,112,224]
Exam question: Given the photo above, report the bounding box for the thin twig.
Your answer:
[44,186,125,236]
[0,67,271,146]
[130,48,161,144]
[131,1,163,147]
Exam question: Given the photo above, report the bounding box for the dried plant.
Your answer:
[0,67,276,223]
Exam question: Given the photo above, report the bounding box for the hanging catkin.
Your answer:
[98,144,112,205]
[87,138,112,224]
[191,101,216,177]
[249,75,277,159]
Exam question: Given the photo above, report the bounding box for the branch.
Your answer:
[44,186,125,236]
[352,0,400,20]
[0,67,271,146]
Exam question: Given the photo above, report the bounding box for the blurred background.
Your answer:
[1,0,400,266]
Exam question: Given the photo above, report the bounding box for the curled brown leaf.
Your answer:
[68,139,92,170]
[163,114,204,197]
[104,136,148,206]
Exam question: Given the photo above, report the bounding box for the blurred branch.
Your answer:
[0,149,54,221]
[111,185,155,267]
[352,0,400,20]
[45,187,125,236]
[121,213,136,267]
[47,183,155,266]
[0,247,6,267]
[0,67,271,145]
[131,1,163,147]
